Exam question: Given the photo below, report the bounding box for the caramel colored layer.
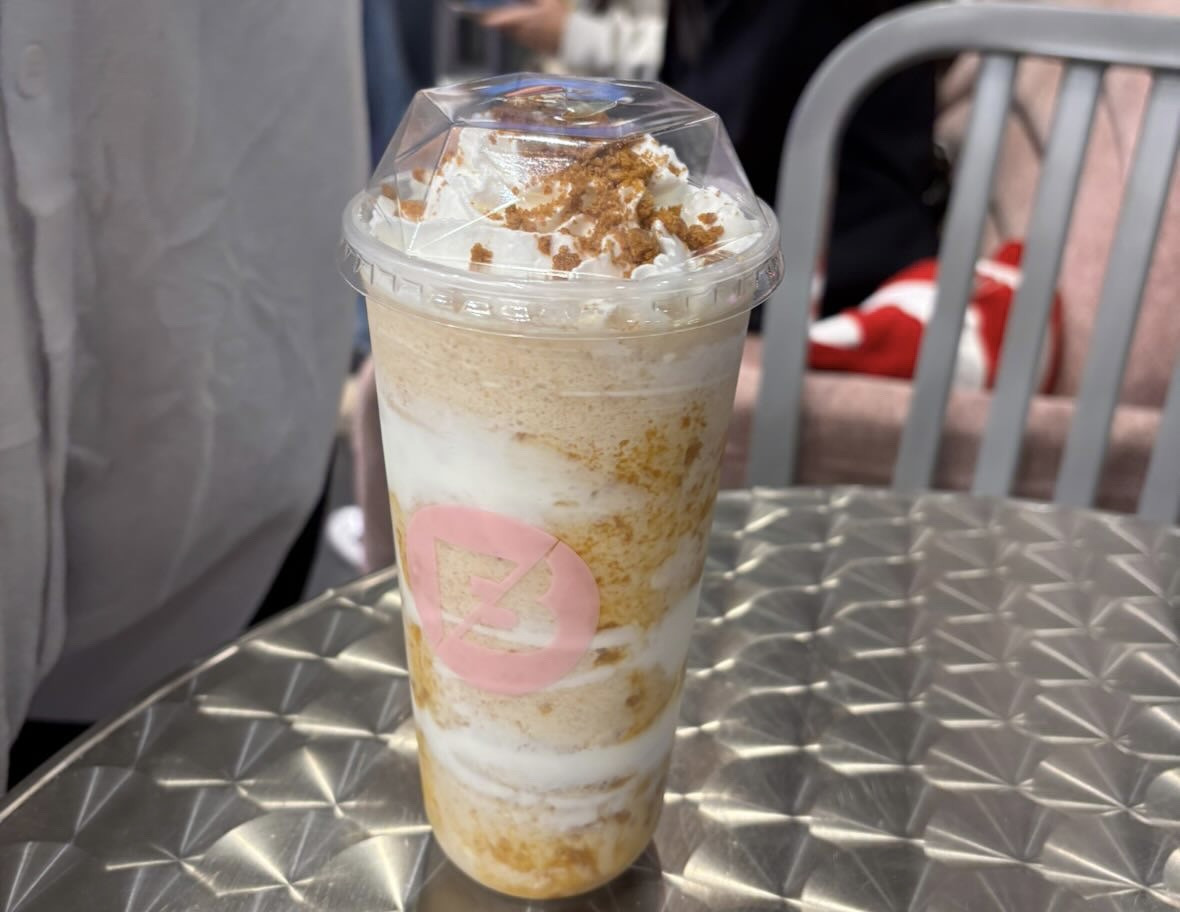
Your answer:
[405,618,683,750]
[370,299,744,632]
[418,736,664,899]
[519,401,722,630]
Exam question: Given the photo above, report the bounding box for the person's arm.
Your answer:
[559,3,667,79]
[483,0,667,79]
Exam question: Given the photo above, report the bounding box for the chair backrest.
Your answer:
[748,2,1180,524]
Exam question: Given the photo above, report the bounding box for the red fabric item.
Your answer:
[808,241,1064,393]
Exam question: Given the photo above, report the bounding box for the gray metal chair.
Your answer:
[748,1,1180,523]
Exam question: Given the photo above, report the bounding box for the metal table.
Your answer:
[2,487,1180,911]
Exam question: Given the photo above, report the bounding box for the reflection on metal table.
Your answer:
[2,487,1180,911]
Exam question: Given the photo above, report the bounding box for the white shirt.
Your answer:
[559,0,668,80]
[0,0,367,772]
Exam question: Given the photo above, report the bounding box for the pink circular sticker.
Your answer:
[405,505,600,695]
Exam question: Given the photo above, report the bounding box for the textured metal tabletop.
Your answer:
[3,487,1180,911]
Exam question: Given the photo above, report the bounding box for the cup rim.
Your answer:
[339,192,783,337]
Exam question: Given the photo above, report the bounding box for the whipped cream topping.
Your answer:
[369,129,762,280]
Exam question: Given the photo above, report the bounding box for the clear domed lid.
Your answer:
[347,73,776,284]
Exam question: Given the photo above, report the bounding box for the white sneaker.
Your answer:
[326,505,365,570]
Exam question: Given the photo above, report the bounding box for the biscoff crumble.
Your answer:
[481,140,726,276]
[552,246,582,272]
[381,185,425,222]
[470,243,493,268]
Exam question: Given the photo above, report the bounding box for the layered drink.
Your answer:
[341,75,781,899]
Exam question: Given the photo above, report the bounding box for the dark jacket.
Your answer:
[661,0,943,320]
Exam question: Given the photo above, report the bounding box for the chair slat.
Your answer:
[974,63,1103,497]
[748,219,820,487]
[894,54,1016,492]
[1056,73,1180,509]
[1139,365,1180,524]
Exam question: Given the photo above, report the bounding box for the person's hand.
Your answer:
[481,0,568,57]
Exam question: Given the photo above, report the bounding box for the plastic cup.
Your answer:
[340,74,781,899]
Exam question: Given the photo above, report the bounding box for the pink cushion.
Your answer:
[723,338,1158,513]
[793,374,1156,514]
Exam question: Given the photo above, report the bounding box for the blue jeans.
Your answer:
[356,0,432,355]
